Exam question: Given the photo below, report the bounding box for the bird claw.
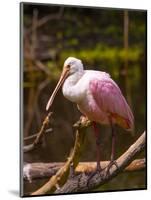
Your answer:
[105,160,118,177]
[87,165,103,187]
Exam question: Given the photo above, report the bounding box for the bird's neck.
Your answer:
[62,71,84,103]
[66,71,84,85]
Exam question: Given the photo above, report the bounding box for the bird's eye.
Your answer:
[66,64,70,69]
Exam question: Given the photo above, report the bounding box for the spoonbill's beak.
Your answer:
[46,67,70,111]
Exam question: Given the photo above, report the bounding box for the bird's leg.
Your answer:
[87,122,102,187]
[93,122,102,171]
[110,119,116,161]
[106,118,118,176]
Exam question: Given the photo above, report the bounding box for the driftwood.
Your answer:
[30,113,145,195]
[23,112,52,152]
[55,131,146,194]
[24,158,145,181]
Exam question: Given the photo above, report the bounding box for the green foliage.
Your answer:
[47,61,61,80]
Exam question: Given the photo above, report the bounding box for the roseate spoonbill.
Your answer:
[46,57,134,172]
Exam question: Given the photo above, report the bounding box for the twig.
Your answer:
[23,158,145,181]
[55,131,146,194]
[24,128,53,142]
[24,78,51,142]
[23,112,52,153]
[31,116,91,195]
[24,133,39,141]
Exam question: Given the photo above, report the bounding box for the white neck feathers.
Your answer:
[62,71,84,103]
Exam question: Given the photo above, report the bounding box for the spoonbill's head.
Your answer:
[63,57,84,75]
[46,57,83,111]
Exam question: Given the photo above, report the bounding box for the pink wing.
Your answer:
[90,78,134,130]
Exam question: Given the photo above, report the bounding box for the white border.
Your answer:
[0,0,150,199]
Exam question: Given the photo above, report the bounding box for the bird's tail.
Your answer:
[111,113,134,135]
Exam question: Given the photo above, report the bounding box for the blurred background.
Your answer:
[22,3,147,195]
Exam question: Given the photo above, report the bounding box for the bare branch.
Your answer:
[31,116,91,195]
[55,131,145,194]
[23,112,53,153]
[23,158,145,181]
[24,128,53,142]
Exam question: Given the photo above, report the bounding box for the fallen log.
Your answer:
[24,158,145,181]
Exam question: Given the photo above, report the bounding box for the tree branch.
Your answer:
[55,131,145,194]
[30,113,145,195]
[23,112,52,153]
[24,158,145,181]
[24,128,53,142]
[31,116,91,195]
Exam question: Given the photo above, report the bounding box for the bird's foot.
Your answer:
[87,164,103,188]
[105,160,118,178]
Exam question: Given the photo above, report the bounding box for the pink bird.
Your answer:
[46,57,134,173]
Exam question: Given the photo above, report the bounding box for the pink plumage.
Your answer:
[75,71,134,131]
[89,78,133,129]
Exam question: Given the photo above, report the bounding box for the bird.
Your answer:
[46,57,134,173]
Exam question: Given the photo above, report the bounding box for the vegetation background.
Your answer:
[23,3,147,195]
